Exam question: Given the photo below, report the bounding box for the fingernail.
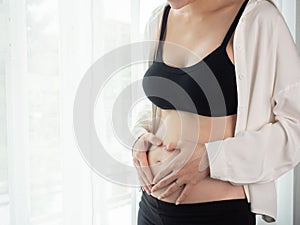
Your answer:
[158,195,163,200]
[175,201,180,205]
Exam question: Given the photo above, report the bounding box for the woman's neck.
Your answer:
[168,0,242,19]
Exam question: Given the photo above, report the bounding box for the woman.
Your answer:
[131,0,300,224]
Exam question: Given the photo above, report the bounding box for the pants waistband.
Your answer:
[141,190,250,214]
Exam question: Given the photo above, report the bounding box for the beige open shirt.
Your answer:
[131,0,300,222]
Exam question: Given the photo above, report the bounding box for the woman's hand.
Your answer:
[150,140,210,204]
[132,132,163,194]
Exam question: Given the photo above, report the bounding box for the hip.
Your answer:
[138,190,256,225]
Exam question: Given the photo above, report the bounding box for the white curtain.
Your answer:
[0,0,298,225]
[1,0,163,224]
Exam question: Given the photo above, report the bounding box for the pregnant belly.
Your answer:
[147,110,246,204]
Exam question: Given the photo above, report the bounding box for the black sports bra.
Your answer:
[142,0,248,117]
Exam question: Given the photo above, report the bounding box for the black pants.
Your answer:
[137,190,256,225]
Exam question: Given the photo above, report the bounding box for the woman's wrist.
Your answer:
[198,148,210,172]
[131,133,148,156]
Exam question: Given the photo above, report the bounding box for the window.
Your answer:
[1,1,299,225]
[1,0,164,225]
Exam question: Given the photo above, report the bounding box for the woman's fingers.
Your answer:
[135,163,151,194]
[152,165,173,184]
[151,171,177,192]
[146,133,163,146]
[152,152,187,184]
[133,133,162,153]
[175,184,194,205]
[133,152,153,191]
[156,179,184,199]
[138,152,154,190]
[163,142,177,151]
[131,132,166,193]
[151,140,204,192]
[133,156,151,193]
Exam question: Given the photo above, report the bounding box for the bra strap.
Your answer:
[156,4,171,62]
[159,4,171,41]
[220,0,249,48]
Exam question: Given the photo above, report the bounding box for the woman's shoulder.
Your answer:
[145,2,169,28]
[152,2,169,15]
[143,2,169,40]
[148,2,169,21]
[247,0,282,23]
[241,0,290,38]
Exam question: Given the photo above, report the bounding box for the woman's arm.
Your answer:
[204,5,300,185]
[130,6,168,192]
[131,103,152,141]
[131,3,167,143]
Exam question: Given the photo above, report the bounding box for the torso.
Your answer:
[147,0,247,204]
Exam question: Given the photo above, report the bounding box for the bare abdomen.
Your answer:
[147,109,246,204]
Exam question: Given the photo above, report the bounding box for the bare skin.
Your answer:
[146,0,247,203]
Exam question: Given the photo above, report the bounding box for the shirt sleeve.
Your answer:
[205,10,300,185]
